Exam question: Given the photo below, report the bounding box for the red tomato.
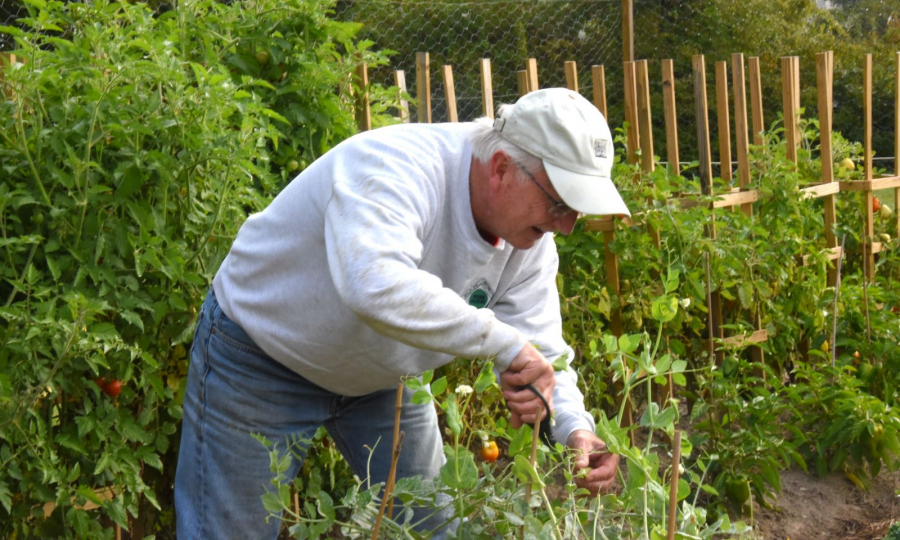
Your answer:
[873,197,882,212]
[103,380,122,398]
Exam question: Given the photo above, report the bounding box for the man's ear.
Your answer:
[488,150,511,188]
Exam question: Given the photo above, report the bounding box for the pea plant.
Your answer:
[266,273,756,539]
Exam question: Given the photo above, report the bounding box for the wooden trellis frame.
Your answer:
[363,50,899,365]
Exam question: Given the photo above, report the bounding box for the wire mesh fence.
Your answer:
[1,0,26,51]
[333,0,899,173]
[333,0,625,123]
[3,0,898,170]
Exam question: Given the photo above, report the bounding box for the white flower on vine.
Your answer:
[680,298,691,309]
[455,385,473,396]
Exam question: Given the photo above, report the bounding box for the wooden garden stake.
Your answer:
[863,53,876,281]
[862,222,872,347]
[623,0,634,62]
[517,70,529,98]
[781,57,800,164]
[662,59,680,177]
[565,60,579,91]
[603,228,624,337]
[624,61,640,167]
[596,223,633,436]
[694,55,723,355]
[704,252,717,362]
[441,65,458,122]
[393,70,409,123]
[732,53,752,216]
[715,61,732,184]
[732,53,766,370]
[526,58,539,92]
[667,430,682,540]
[817,51,840,286]
[592,65,608,120]
[636,60,662,248]
[372,384,405,540]
[636,60,655,175]
[831,235,847,368]
[480,58,494,119]
[748,56,764,146]
[354,62,371,132]
[895,52,900,237]
[693,55,714,194]
[416,52,431,123]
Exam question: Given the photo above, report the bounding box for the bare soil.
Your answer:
[752,467,900,540]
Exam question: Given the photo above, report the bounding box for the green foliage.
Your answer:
[884,522,900,540]
[271,354,736,539]
[0,0,391,535]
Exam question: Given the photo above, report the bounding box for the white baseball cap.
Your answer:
[492,88,630,216]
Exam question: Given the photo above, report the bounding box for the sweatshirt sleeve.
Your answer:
[490,238,595,444]
[324,173,527,369]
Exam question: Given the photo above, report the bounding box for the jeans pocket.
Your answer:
[213,309,268,359]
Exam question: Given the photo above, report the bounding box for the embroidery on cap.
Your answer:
[593,139,610,159]
[462,279,494,309]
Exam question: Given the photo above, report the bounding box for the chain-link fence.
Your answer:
[334,0,625,123]
[1,1,25,51]
[334,0,899,171]
[4,0,899,168]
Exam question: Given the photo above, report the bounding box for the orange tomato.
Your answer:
[873,197,881,212]
[480,440,499,462]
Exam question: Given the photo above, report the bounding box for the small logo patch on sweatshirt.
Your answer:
[463,279,493,309]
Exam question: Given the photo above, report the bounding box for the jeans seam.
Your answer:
[197,312,213,540]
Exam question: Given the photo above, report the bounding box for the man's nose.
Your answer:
[555,212,580,235]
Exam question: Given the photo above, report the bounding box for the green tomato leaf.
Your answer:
[738,281,754,309]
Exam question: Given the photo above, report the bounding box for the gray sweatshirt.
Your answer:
[213,122,594,443]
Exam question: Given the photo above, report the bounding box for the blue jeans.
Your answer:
[175,289,451,539]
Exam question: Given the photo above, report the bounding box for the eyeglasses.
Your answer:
[512,160,577,218]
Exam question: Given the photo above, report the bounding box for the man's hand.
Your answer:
[499,343,555,428]
[567,430,619,496]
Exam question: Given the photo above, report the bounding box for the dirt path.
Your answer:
[753,468,900,540]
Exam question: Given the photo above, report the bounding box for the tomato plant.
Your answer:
[0,0,395,536]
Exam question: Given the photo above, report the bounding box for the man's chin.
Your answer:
[506,234,541,250]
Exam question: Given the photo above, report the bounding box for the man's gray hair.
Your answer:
[469,104,543,182]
